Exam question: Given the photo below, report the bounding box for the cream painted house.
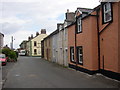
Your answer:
[31,29,47,56]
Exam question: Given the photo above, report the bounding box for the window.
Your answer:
[59,25,63,30]
[77,46,83,65]
[103,2,112,23]
[64,22,67,28]
[70,47,74,62]
[34,41,37,46]
[34,49,37,55]
[77,17,82,33]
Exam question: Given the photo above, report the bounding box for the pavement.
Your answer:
[1,61,16,90]
[2,56,120,88]
[0,65,2,90]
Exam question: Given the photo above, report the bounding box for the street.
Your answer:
[2,56,120,88]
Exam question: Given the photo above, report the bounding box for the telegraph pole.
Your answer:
[11,36,13,50]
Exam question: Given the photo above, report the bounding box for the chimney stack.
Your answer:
[31,34,33,39]
[65,9,75,22]
[67,9,69,13]
[28,36,31,40]
[41,29,46,34]
[57,23,63,30]
[36,32,39,36]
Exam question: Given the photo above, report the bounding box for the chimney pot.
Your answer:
[41,29,46,34]
[36,32,39,36]
[67,9,69,13]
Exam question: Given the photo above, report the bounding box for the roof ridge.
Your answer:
[77,7,93,10]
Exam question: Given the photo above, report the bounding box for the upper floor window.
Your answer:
[64,22,67,28]
[77,17,82,33]
[34,41,37,46]
[103,2,112,23]
[59,25,63,31]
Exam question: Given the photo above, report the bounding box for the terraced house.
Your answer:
[68,2,120,81]
[57,10,75,66]
[41,1,120,81]
[42,10,75,66]
[30,29,47,57]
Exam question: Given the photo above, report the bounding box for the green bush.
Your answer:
[9,50,17,61]
[0,49,2,53]
[2,48,11,57]
[2,48,17,62]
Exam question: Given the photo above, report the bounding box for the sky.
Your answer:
[0,0,100,49]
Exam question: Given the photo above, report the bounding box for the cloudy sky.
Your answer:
[0,0,100,49]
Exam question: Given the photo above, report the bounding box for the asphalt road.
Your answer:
[3,56,120,88]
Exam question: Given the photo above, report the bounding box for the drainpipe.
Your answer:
[96,9,100,71]
[75,20,77,71]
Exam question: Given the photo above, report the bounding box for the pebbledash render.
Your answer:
[68,2,120,81]
[41,10,75,66]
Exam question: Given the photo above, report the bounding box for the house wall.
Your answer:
[26,41,29,56]
[41,40,44,58]
[52,33,59,63]
[31,34,47,56]
[58,30,64,65]
[119,2,120,73]
[76,16,98,71]
[43,40,47,60]
[51,28,68,66]
[68,15,98,72]
[20,41,27,49]
[63,28,68,66]
[51,27,68,67]
[68,25,76,65]
[99,2,119,73]
[44,37,52,61]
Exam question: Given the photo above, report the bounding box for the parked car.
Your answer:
[0,54,7,66]
[19,50,26,56]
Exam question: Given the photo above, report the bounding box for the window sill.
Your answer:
[76,31,82,34]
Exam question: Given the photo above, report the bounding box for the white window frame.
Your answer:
[77,47,83,64]
[64,21,67,28]
[103,2,112,23]
[77,18,82,33]
[59,25,63,31]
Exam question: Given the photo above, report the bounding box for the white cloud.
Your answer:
[0,17,31,34]
[4,30,35,49]
[0,0,100,49]
[0,17,30,24]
